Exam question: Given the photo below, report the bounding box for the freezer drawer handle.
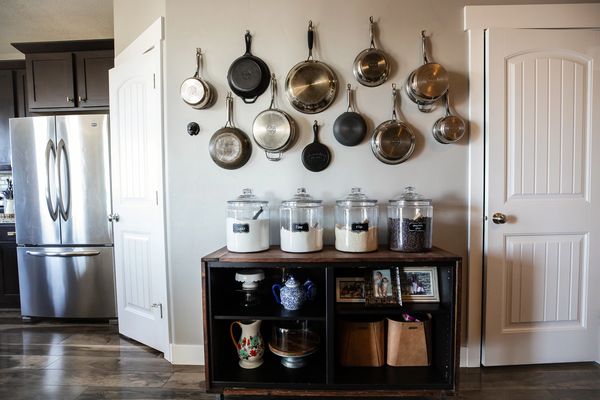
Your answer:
[26,250,101,258]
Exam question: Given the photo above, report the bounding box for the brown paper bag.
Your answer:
[386,314,432,367]
[339,319,385,367]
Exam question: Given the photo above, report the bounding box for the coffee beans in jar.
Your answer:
[387,187,433,252]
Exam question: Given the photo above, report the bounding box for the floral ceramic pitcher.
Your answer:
[230,320,264,369]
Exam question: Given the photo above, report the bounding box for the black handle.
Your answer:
[313,120,319,143]
[308,21,314,52]
[245,30,252,54]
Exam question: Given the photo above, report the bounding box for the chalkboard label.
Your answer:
[351,223,369,232]
[408,222,425,232]
[292,223,309,232]
[233,223,250,233]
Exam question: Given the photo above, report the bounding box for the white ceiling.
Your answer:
[0,0,113,59]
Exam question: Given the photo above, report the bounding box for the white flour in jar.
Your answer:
[335,225,378,252]
[226,218,269,252]
[280,227,323,253]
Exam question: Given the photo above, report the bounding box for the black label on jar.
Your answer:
[408,222,425,232]
[233,223,250,233]
[292,223,309,232]
[351,223,369,232]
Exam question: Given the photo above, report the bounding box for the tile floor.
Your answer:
[0,310,598,399]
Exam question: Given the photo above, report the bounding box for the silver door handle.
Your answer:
[66,97,74,103]
[492,212,507,224]
[26,250,101,257]
[108,213,120,222]
[44,140,59,221]
[152,303,163,318]
[57,139,70,221]
[78,96,87,102]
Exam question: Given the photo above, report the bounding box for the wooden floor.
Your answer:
[0,311,598,399]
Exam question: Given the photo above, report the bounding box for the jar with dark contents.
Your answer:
[387,187,432,252]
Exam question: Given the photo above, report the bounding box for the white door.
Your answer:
[484,28,600,365]
[109,38,170,359]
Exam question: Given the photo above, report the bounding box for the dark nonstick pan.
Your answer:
[228,31,271,104]
[333,84,367,146]
[209,93,252,170]
[302,120,331,172]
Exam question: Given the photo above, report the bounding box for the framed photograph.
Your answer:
[399,267,439,302]
[365,268,402,306]
[336,277,366,303]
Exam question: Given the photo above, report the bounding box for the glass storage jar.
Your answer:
[280,188,323,253]
[335,188,378,252]
[226,188,270,253]
[387,186,432,252]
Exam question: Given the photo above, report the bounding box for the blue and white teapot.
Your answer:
[272,276,314,311]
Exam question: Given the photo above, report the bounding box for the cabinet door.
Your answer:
[75,50,114,108]
[0,243,20,308]
[0,70,15,166]
[26,52,75,110]
[15,69,28,117]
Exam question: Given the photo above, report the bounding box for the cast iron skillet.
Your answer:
[228,31,271,104]
[333,84,367,146]
[302,121,331,172]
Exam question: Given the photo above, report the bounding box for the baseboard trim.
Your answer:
[170,344,204,365]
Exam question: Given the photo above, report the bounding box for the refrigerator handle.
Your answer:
[57,139,71,221]
[26,250,101,257]
[44,140,59,221]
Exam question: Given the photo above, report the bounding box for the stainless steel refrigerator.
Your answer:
[10,115,116,318]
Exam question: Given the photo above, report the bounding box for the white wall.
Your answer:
[164,0,471,357]
[113,0,165,55]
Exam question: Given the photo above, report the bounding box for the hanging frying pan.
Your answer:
[227,31,271,104]
[209,93,252,170]
[333,84,367,146]
[302,121,331,172]
[371,84,415,164]
[180,48,215,109]
[252,74,297,161]
[432,90,466,144]
[404,30,449,113]
[353,16,390,87]
[285,21,338,114]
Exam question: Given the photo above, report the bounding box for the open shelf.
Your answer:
[213,300,325,321]
[334,365,451,389]
[335,302,449,316]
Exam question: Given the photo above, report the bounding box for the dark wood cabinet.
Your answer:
[26,52,75,109]
[0,225,19,308]
[12,40,114,112]
[0,60,27,170]
[202,246,461,398]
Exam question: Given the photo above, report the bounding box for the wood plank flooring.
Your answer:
[1,311,598,399]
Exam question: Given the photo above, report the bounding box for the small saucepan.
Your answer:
[432,91,466,144]
[404,31,449,113]
[180,48,215,110]
[333,84,367,146]
[228,31,271,104]
[353,16,390,87]
[209,93,252,170]
[371,84,415,164]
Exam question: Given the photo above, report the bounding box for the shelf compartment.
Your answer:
[335,302,449,316]
[334,365,452,389]
[213,300,325,321]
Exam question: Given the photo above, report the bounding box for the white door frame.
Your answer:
[464,4,600,367]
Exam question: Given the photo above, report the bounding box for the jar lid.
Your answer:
[228,188,268,207]
[336,187,377,207]
[389,186,432,206]
[281,187,322,207]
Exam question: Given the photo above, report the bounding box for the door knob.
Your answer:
[492,212,507,224]
[108,213,120,222]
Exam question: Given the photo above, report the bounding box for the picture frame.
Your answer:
[365,268,402,306]
[336,277,366,303]
[399,267,439,303]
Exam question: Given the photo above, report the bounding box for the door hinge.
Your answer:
[155,190,159,205]
[152,303,163,319]
[153,73,156,89]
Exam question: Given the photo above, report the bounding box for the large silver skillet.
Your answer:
[285,21,338,114]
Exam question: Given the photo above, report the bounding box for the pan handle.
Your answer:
[307,20,314,61]
[269,73,277,109]
[266,151,282,162]
[369,16,376,49]
[391,84,398,120]
[444,90,451,117]
[346,84,354,112]
[225,93,234,127]
[244,30,252,55]
[421,30,429,64]
[194,48,202,78]
[312,120,319,142]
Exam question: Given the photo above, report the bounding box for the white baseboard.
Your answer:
[460,346,469,367]
[170,344,204,365]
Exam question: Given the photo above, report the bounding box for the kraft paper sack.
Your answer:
[386,315,432,367]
